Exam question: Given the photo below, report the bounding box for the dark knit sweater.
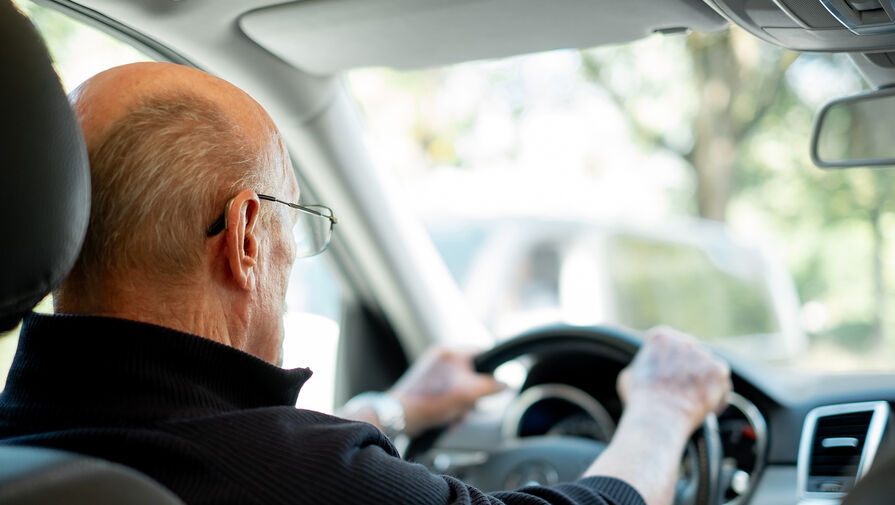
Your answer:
[0,314,645,505]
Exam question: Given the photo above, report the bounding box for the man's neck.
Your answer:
[54,280,242,351]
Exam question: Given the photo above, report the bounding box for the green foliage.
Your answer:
[578,27,895,358]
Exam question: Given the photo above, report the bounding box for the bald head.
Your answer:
[58,62,292,303]
[72,62,276,154]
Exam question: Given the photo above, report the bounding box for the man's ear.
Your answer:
[225,189,261,291]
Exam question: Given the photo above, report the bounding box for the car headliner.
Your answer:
[59,0,730,75]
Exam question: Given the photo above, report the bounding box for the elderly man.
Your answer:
[0,62,731,505]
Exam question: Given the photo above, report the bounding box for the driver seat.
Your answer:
[0,2,182,503]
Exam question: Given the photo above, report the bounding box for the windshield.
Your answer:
[347,27,895,372]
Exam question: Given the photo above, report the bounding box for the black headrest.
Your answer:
[0,2,90,331]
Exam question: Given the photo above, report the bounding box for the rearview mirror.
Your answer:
[811,87,895,168]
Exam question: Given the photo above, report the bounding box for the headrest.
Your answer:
[0,2,90,331]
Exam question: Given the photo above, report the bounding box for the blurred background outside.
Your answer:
[346,28,892,372]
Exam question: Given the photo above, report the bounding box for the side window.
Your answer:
[11,1,151,92]
[283,256,344,413]
[0,1,152,388]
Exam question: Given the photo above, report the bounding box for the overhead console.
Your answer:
[239,0,728,75]
[704,0,895,51]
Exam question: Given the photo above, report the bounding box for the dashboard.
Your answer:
[499,382,767,504]
[419,343,895,505]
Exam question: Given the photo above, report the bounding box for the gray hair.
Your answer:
[63,92,276,293]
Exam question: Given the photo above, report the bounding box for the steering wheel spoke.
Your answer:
[422,436,607,492]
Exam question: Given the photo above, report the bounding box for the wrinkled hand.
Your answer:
[388,347,505,437]
[618,326,732,434]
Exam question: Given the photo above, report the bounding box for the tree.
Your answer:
[579,28,895,352]
[580,29,797,221]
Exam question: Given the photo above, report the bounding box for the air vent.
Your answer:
[798,402,889,500]
[809,411,872,488]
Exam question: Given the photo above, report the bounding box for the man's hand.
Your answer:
[388,347,505,437]
[618,326,731,434]
[338,347,504,438]
[587,327,731,505]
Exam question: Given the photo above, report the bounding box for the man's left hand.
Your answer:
[387,347,505,437]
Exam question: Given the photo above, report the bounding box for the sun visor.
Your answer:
[706,0,895,51]
[239,0,728,75]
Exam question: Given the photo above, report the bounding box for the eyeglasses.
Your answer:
[206,193,338,258]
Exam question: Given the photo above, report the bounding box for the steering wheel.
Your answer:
[408,324,723,505]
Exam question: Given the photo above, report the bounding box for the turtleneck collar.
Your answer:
[0,313,312,428]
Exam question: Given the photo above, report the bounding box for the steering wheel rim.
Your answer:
[411,324,723,505]
[473,325,642,374]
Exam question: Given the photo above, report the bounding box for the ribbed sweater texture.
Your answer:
[0,314,645,505]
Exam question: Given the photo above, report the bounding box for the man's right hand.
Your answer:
[618,326,732,434]
[586,327,731,505]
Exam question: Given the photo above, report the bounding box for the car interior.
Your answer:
[5,0,895,504]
